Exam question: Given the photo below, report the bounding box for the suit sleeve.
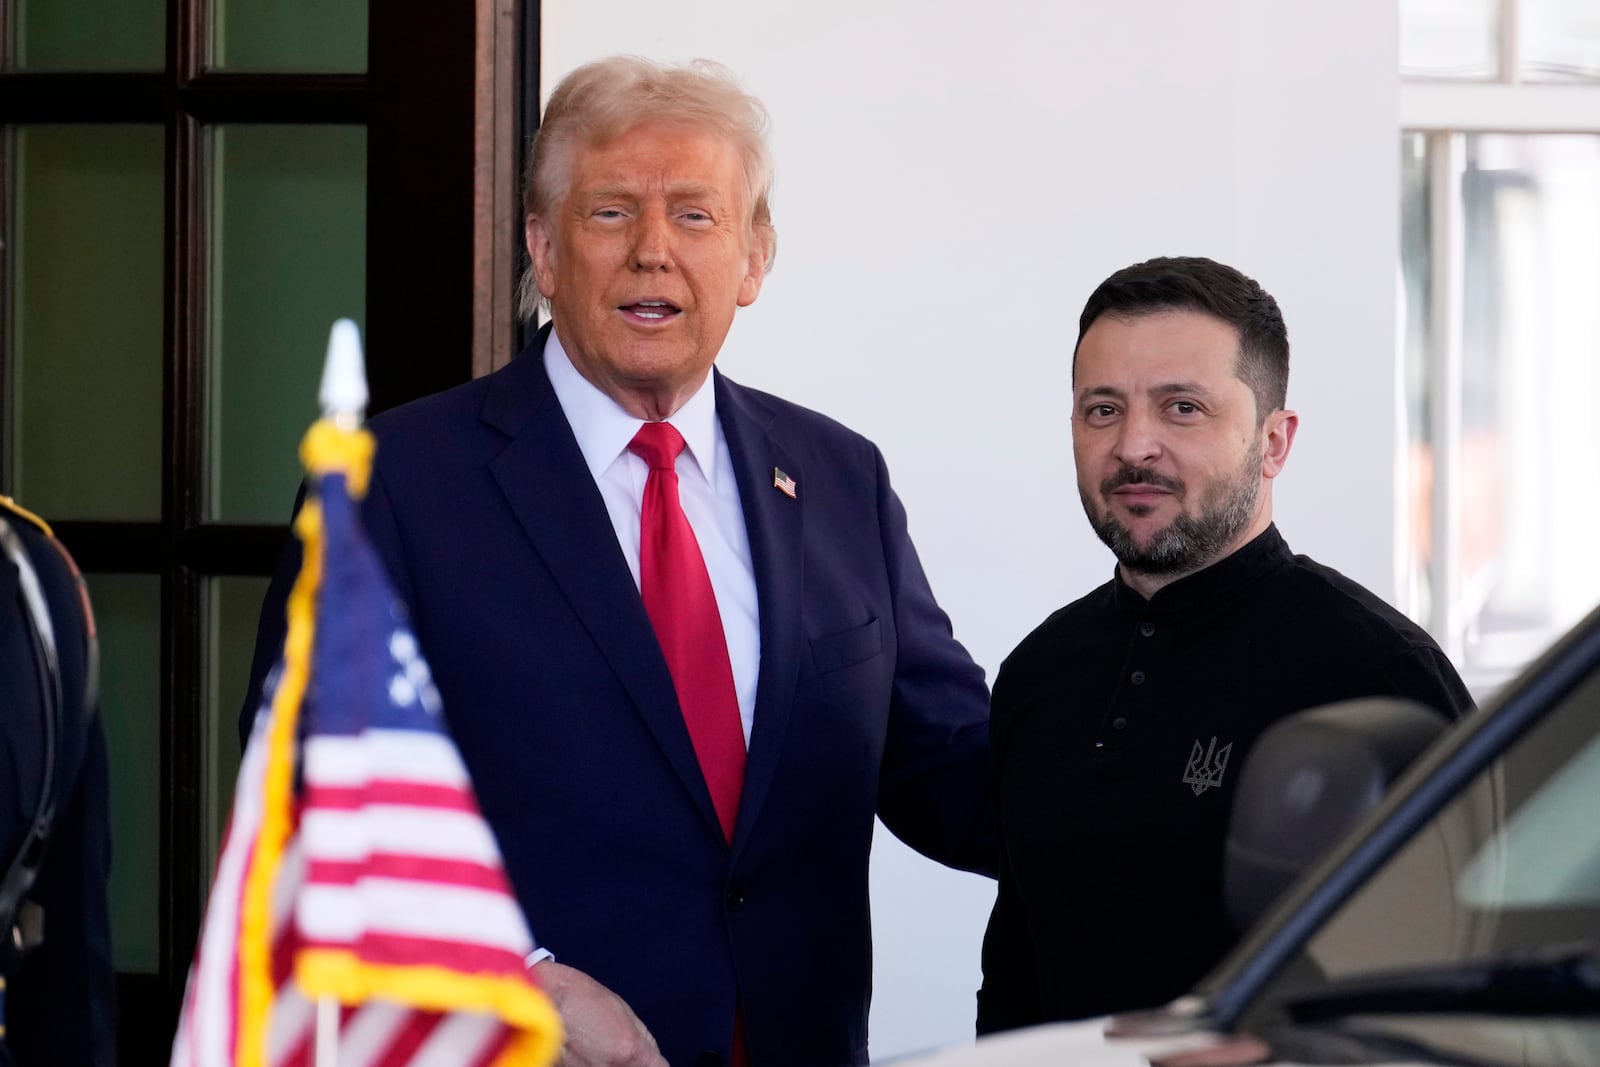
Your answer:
[869,446,996,877]
[237,469,414,749]
[238,482,307,749]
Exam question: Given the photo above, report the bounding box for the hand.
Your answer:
[535,960,669,1067]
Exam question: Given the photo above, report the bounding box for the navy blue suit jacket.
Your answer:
[241,334,993,1067]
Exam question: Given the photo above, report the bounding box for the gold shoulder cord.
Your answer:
[0,496,96,649]
[0,495,53,538]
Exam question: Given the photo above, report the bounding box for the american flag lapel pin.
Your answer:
[772,467,797,499]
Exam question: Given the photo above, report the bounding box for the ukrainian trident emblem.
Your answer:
[1182,736,1233,795]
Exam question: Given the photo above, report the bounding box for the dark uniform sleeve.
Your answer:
[1,515,116,1066]
[869,447,996,877]
[7,722,115,1067]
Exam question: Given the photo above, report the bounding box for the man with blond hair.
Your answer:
[243,56,991,1067]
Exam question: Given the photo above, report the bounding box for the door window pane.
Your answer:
[10,126,164,521]
[1398,133,1434,632]
[204,576,270,887]
[207,125,366,523]
[1458,134,1600,669]
[11,0,164,71]
[211,0,366,73]
[1521,0,1600,82]
[88,574,162,974]
[1401,0,1499,80]
[1403,134,1600,683]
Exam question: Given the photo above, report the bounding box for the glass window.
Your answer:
[204,576,271,887]
[211,0,367,73]
[89,574,162,975]
[1306,679,1600,977]
[1401,133,1600,686]
[1401,0,1500,80]
[207,125,366,524]
[1398,133,1434,629]
[11,0,165,71]
[10,126,164,521]
[1521,0,1600,82]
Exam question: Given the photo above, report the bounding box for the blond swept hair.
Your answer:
[516,55,778,320]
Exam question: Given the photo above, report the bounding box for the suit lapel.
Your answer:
[482,334,725,843]
[715,371,805,851]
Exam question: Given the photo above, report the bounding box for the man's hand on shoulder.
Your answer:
[536,960,669,1067]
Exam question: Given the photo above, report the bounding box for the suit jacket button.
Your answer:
[726,887,745,911]
[698,1052,724,1067]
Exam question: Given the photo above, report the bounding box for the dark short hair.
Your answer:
[1074,256,1289,419]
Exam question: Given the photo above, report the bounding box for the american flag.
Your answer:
[171,420,562,1067]
[772,468,797,499]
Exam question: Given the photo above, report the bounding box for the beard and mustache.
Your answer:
[1080,440,1263,578]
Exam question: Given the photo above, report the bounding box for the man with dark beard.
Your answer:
[975,256,1471,1034]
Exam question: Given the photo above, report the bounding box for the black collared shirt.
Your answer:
[976,525,1472,1034]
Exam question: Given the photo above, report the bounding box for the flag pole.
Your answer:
[315,997,340,1067]
[171,312,561,1067]
[312,318,368,1067]
[319,318,369,433]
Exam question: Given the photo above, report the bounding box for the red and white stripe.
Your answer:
[171,708,275,1067]
[172,721,535,1067]
[296,727,533,970]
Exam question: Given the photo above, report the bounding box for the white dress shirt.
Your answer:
[543,330,761,746]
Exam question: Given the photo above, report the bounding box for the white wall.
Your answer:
[541,2,1399,1059]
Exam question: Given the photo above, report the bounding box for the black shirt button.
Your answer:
[1140,621,1156,637]
[726,887,745,911]
[1112,717,1128,730]
[698,1053,724,1067]
[1130,670,1146,685]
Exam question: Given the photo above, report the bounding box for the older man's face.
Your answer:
[527,121,766,419]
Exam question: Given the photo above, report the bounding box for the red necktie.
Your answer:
[629,421,746,844]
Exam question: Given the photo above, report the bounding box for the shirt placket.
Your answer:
[1095,615,1159,756]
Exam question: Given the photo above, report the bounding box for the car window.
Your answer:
[1458,726,1600,909]
[1245,660,1600,1027]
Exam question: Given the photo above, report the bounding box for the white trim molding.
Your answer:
[1402,83,1600,131]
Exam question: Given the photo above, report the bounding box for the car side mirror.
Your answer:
[1223,697,1449,935]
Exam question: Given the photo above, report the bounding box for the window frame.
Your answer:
[1399,0,1600,692]
[0,1,532,1060]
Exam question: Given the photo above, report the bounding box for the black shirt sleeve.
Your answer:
[976,660,1043,1034]
[1375,644,1475,721]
